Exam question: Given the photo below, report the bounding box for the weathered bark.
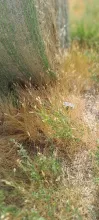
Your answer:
[0,0,69,94]
[55,0,70,48]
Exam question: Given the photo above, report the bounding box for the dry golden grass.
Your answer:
[47,45,99,151]
[0,89,74,162]
[60,45,93,94]
[0,45,97,171]
[0,45,99,219]
[0,45,95,158]
[0,89,48,142]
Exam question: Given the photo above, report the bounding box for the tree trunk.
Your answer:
[55,0,70,49]
[0,0,69,94]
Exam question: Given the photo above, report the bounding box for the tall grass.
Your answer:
[70,0,99,49]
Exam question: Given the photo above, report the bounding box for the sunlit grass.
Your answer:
[70,0,99,49]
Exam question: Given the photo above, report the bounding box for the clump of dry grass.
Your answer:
[59,45,92,94]
[0,88,48,142]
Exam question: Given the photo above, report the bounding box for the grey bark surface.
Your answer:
[55,0,70,48]
[0,0,69,94]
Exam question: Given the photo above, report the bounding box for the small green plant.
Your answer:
[12,139,61,185]
[39,107,73,140]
